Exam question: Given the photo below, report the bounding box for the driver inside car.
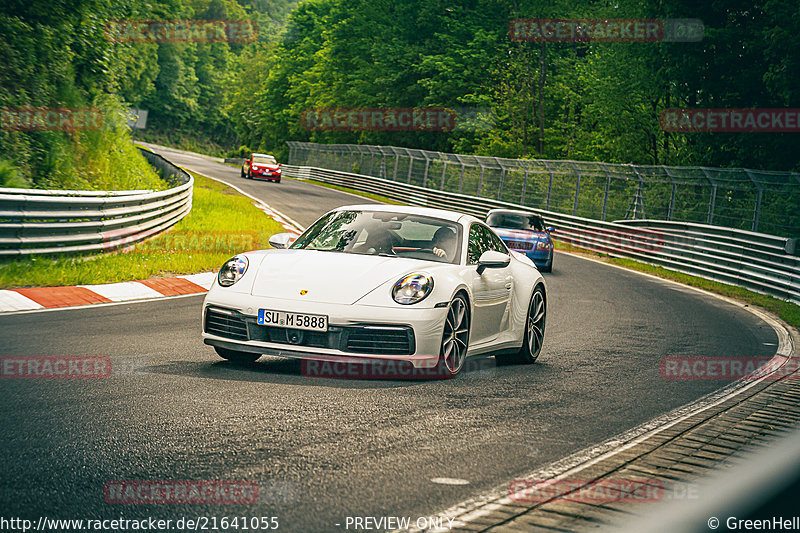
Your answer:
[431,227,457,261]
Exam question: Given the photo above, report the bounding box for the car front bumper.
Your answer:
[201,292,447,368]
[251,172,281,180]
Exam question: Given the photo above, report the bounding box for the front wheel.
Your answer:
[498,285,545,365]
[436,294,470,378]
[215,346,260,364]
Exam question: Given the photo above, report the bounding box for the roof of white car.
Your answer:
[335,204,480,224]
[487,207,541,217]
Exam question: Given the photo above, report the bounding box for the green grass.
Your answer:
[552,238,800,329]
[0,173,285,288]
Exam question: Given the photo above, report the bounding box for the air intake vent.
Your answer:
[345,326,414,355]
[204,308,249,341]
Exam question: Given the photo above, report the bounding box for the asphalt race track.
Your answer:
[0,145,779,531]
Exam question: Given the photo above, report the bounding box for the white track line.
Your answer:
[76,281,164,302]
[399,250,796,533]
[0,290,44,312]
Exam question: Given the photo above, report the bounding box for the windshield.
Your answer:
[252,155,277,165]
[486,212,545,232]
[291,210,462,264]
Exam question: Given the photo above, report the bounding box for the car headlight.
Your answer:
[392,274,433,305]
[536,240,553,250]
[218,256,249,287]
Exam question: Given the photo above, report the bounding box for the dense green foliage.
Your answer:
[241,0,800,171]
[0,0,296,188]
[2,0,799,192]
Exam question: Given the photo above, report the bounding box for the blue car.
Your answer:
[486,209,554,272]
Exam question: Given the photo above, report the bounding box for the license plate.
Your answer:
[257,309,328,332]
[507,240,533,250]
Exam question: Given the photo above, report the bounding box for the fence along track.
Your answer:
[284,164,799,305]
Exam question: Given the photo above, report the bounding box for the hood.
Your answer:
[249,249,427,304]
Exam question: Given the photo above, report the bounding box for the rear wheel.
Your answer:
[497,285,545,365]
[215,347,259,364]
[436,294,470,378]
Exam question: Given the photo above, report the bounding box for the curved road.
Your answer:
[0,145,778,531]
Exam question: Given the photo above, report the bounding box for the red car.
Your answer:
[241,153,281,182]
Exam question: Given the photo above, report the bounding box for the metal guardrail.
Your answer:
[284,164,800,305]
[0,148,193,256]
[287,141,800,239]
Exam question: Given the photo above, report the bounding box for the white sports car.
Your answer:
[202,204,547,378]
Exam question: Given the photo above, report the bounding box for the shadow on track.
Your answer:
[136,354,552,389]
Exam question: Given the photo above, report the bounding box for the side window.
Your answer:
[487,227,509,254]
[468,224,509,263]
[468,224,491,264]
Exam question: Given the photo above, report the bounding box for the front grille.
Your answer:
[205,308,249,341]
[345,326,414,355]
[249,324,334,349]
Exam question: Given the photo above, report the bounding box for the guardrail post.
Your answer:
[745,169,763,233]
[368,149,376,176]
[663,166,677,221]
[440,160,448,190]
[392,151,400,181]
[571,162,581,216]
[702,169,717,225]
[407,153,414,183]
[477,165,486,196]
[458,162,465,193]
[521,171,528,204]
[753,187,763,232]
[543,161,553,210]
[422,157,431,188]
[600,163,611,221]
[498,168,506,200]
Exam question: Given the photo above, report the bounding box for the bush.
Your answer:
[0,159,31,188]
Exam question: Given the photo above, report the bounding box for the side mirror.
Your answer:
[477,250,511,274]
[546,227,555,233]
[268,232,296,249]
